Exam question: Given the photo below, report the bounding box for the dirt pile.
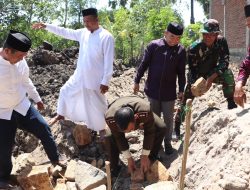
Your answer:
[167,66,250,190]
[13,47,250,190]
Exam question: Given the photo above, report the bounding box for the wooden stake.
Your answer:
[179,99,192,190]
[105,161,112,190]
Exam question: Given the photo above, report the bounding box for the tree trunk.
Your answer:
[63,0,68,27]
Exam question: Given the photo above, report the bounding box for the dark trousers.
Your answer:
[104,113,166,170]
[0,106,59,180]
[148,98,175,144]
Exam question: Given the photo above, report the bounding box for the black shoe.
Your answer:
[227,97,237,109]
[164,142,174,155]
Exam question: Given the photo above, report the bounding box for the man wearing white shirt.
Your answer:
[0,30,63,188]
[32,8,115,133]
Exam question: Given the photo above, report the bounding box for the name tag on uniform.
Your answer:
[137,112,148,118]
[106,118,115,125]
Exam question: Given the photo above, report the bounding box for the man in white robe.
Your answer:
[32,8,114,132]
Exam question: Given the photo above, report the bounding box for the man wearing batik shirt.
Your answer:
[234,4,250,108]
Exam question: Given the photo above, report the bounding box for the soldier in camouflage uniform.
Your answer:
[174,19,237,139]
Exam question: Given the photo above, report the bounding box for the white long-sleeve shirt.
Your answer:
[45,24,114,90]
[0,56,41,120]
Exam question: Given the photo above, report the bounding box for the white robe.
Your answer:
[46,24,114,131]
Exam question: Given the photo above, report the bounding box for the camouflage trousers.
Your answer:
[174,68,235,125]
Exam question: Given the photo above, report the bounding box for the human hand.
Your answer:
[100,84,109,94]
[234,82,246,108]
[32,23,46,30]
[133,83,139,94]
[37,101,45,110]
[206,73,218,91]
[205,77,213,91]
[127,157,136,174]
[140,155,150,173]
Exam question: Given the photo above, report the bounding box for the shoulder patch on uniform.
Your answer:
[106,118,116,125]
[137,112,148,118]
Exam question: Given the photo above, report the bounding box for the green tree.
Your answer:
[108,0,177,9]
[0,0,19,30]
[145,6,183,43]
[108,0,128,9]
[181,22,203,47]
[112,2,182,65]
[68,0,97,28]
[112,8,130,61]
[98,9,114,32]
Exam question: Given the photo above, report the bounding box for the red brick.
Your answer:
[210,0,246,49]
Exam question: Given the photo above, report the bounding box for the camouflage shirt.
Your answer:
[187,35,230,84]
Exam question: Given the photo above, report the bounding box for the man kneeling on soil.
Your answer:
[104,96,167,176]
[174,19,237,139]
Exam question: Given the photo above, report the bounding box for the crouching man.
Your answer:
[104,96,167,176]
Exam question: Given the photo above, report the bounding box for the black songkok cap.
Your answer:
[5,30,31,52]
[166,22,184,36]
[245,4,250,18]
[82,8,98,17]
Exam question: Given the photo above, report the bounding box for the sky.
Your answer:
[96,0,206,26]
[172,0,206,26]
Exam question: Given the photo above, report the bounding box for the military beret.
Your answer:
[245,4,250,18]
[166,22,184,36]
[82,8,98,17]
[4,30,31,52]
